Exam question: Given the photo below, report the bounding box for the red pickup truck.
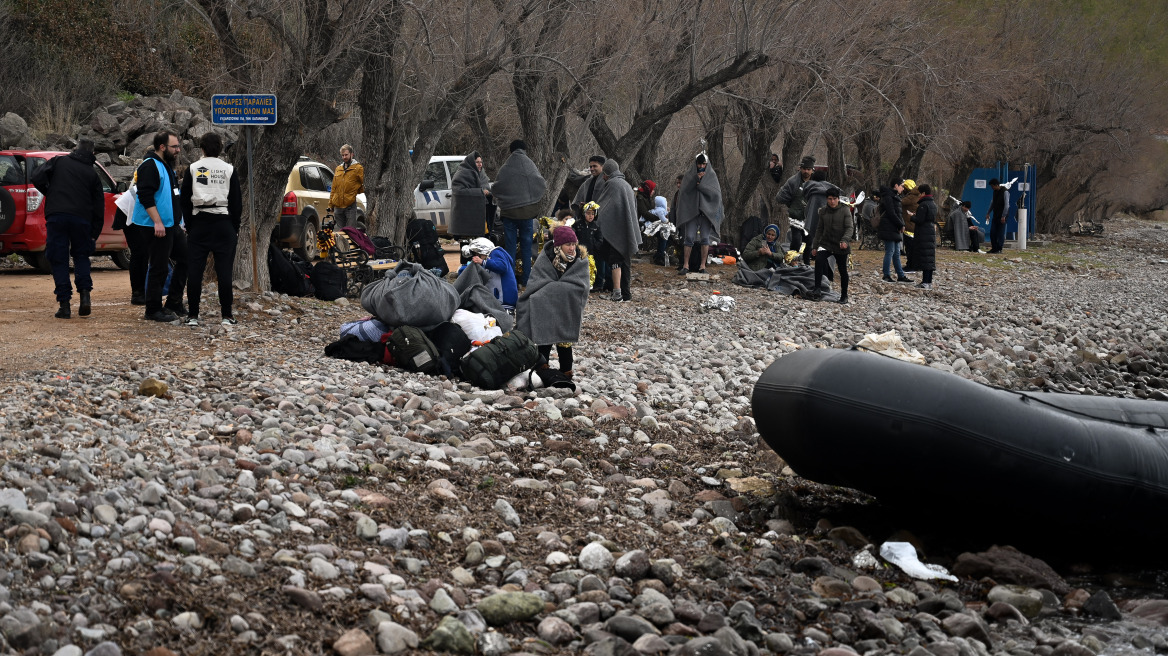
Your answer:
[0,150,131,271]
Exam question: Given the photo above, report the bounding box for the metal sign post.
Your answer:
[210,94,277,291]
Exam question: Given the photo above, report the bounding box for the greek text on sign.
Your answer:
[211,94,278,125]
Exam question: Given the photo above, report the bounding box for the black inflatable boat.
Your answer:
[751,348,1168,540]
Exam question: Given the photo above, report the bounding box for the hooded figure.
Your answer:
[594,159,640,301]
[449,151,491,237]
[456,237,518,308]
[491,142,546,219]
[674,154,724,273]
[743,223,784,271]
[799,171,831,264]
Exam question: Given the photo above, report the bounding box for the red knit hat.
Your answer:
[642,180,656,195]
[552,225,578,247]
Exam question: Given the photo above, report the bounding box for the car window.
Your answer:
[299,165,326,192]
[26,158,47,179]
[318,166,334,191]
[423,161,449,191]
[93,164,115,193]
[0,155,24,186]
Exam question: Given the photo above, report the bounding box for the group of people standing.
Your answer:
[35,131,242,324]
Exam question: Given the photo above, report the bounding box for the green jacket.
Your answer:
[811,203,854,255]
[743,233,783,271]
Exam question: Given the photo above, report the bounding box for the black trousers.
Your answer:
[989,218,1006,252]
[538,344,573,372]
[132,224,188,314]
[611,252,632,297]
[814,250,849,296]
[922,269,934,284]
[186,214,238,319]
[123,225,151,297]
[45,214,94,302]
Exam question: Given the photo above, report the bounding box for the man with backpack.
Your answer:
[30,139,105,319]
[180,133,242,326]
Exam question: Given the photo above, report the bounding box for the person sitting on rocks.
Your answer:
[743,223,785,271]
[516,226,590,378]
[457,237,518,310]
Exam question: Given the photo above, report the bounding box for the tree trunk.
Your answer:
[853,127,882,192]
[888,136,929,185]
[824,125,847,189]
[627,117,671,186]
[780,127,809,183]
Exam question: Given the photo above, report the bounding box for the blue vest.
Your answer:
[131,158,176,228]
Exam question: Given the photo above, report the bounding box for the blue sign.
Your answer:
[210,94,278,125]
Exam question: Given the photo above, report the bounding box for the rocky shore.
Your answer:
[1,216,1167,655]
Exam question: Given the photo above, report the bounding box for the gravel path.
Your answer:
[1,217,1166,655]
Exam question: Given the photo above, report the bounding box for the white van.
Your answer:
[414,155,466,235]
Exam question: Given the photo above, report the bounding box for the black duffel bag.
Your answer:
[313,260,348,301]
[460,330,539,390]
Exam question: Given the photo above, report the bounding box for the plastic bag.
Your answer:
[857,329,927,365]
[879,542,958,582]
[701,293,735,312]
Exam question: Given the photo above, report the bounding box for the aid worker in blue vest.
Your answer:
[180,132,242,326]
[130,131,189,322]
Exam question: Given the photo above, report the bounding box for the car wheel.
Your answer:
[22,252,50,272]
[111,248,132,269]
[295,220,318,261]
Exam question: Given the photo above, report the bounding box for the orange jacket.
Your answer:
[330,161,365,208]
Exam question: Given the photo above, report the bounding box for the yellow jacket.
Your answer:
[330,161,365,208]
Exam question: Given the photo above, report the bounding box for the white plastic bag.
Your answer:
[879,542,958,582]
[857,329,927,365]
[452,309,503,344]
[701,294,735,312]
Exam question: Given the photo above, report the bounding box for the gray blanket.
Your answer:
[595,160,641,262]
[572,173,606,213]
[515,242,590,345]
[676,157,724,232]
[360,261,460,330]
[450,152,490,236]
[452,261,514,333]
[491,149,546,211]
[801,179,831,245]
[731,261,839,301]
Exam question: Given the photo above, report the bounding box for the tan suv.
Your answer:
[276,156,366,260]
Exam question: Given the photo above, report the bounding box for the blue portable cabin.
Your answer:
[959,163,1037,241]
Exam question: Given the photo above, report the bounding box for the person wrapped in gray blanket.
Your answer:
[516,226,590,378]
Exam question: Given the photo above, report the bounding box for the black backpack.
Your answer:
[426,322,473,378]
[387,325,441,374]
[460,330,540,390]
[406,218,449,276]
[324,335,386,364]
[312,260,348,301]
[268,243,313,297]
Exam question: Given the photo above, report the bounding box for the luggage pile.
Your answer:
[323,261,543,389]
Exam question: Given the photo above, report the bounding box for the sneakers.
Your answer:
[183,316,200,326]
[897,276,914,283]
[145,309,179,322]
[221,317,237,325]
[130,293,146,306]
[609,290,625,302]
[55,302,70,319]
[165,303,188,317]
[839,294,848,304]
[916,282,932,290]
[881,275,894,283]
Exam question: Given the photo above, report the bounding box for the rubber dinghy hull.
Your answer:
[751,348,1168,539]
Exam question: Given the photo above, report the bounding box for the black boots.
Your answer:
[55,301,70,319]
[79,291,91,316]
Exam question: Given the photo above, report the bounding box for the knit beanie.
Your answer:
[509,139,527,152]
[602,159,620,177]
[800,155,816,169]
[552,225,578,247]
[826,187,840,199]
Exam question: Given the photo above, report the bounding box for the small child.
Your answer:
[457,237,518,309]
[516,226,590,377]
[573,201,607,293]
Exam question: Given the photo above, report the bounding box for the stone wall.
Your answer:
[0,90,239,181]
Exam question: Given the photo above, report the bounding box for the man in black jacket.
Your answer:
[876,179,913,283]
[31,139,105,319]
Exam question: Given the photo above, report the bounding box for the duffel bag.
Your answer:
[426,321,473,378]
[460,330,540,390]
[387,325,440,374]
[360,261,459,330]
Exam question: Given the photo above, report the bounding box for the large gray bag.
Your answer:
[360,262,459,331]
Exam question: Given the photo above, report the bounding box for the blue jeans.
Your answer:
[882,240,906,278]
[45,214,95,302]
[503,218,534,285]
